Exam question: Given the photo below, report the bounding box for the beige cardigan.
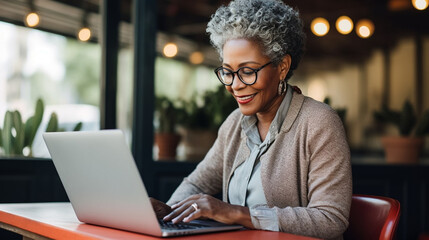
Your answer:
[168,92,352,239]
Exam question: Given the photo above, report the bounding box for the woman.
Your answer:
[151,0,352,239]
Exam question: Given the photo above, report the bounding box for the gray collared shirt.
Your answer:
[228,85,293,207]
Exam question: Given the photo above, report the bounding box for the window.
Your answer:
[0,21,100,157]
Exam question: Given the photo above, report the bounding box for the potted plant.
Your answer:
[178,86,236,161]
[154,96,184,161]
[0,98,82,157]
[374,100,429,163]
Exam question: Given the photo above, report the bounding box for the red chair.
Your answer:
[419,233,429,240]
[344,194,401,240]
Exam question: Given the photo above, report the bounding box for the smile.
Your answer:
[236,93,256,104]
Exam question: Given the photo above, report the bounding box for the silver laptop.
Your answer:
[43,130,242,237]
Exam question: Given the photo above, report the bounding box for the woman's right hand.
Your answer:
[150,197,172,219]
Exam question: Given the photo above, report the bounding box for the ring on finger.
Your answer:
[191,202,199,212]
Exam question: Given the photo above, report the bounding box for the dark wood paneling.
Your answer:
[0,158,68,203]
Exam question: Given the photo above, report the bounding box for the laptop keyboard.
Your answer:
[158,219,207,230]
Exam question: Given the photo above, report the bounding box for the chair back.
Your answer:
[344,194,400,240]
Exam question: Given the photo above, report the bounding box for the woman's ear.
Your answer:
[279,55,291,80]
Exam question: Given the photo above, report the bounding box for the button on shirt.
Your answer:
[228,85,293,207]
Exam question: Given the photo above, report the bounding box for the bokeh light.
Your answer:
[163,43,178,58]
[356,19,374,38]
[78,28,91,42]
[311,18,330,37]
[25,12,40,27]
[189,51,204,64]
[336,16,354,35]
[412,0,428,10]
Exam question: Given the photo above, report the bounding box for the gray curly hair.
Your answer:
[206,0,305,80]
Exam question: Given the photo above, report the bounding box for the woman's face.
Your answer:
[222,39,287,117]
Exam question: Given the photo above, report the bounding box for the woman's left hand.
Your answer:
[163,194,252,227]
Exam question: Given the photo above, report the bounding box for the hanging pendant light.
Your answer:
[24,0,40,28]
[336,16,354,35]
[356,19,375,38]
[311,18,330,37]
[77,3,91,42]
[412,0,429,10]
[163,42,178,58]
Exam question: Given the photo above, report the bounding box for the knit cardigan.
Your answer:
[167,91,352,240]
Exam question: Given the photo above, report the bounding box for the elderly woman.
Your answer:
[152,0,352,239]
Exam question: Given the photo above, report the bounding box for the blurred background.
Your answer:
[1,0,428,158]
[0,0,428,239]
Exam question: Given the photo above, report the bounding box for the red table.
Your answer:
[0,203,320,240]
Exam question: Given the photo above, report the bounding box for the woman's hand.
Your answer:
[163,194,254,228]
[150,197,172,219]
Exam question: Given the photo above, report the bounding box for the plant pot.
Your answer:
[381,136,424,164]
[179,128,217,162]
[155,133,181,161]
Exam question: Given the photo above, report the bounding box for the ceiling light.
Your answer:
[311,18,330,37]
[78,27,91,41]
[412,0,429,10]
[77,8,91,42]
[163,43,178,58]
[336,16,354,35]
[24,0,40,28]
[189,51,204,64]
[25,12,40,27]
[356,19,374,38]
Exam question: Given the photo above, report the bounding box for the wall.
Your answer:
[363,50,385,150]
[390,37,417,109]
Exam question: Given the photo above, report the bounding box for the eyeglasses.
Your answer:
[214,61,272,86]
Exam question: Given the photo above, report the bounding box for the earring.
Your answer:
[278,80,286,95]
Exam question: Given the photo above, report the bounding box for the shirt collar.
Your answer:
[241,84,293,145]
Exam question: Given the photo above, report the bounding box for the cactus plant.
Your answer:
[24,99,44,150]
[1,111,13,155]
[0,98,83,157]
[46,112,59,132]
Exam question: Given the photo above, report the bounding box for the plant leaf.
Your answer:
[12,110,22,134]
[32,98,44,134]
[12,111,25,155]
[415,110,429,137]
[46,112,59,132]
[24,99,45,148]
[2,111,14,155]
[73,122,83,131]
[399,100,416,136]
[24,116,35,147]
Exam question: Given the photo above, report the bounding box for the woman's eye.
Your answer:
[241,69,254,75]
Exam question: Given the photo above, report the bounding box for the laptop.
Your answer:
[43,130,243,237]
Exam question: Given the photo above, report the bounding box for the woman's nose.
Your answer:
[231,74,246,90]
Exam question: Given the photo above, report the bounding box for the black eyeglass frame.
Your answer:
[214,61,273,86]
